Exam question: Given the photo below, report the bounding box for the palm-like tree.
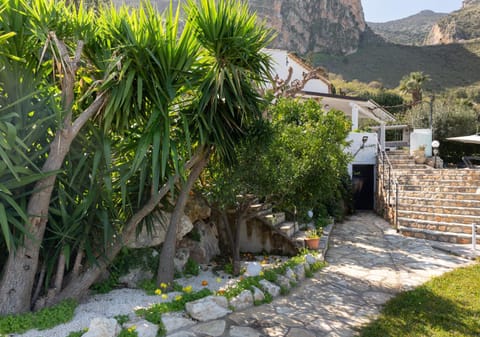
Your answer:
[399,71,430,105]
[156,0,274,285]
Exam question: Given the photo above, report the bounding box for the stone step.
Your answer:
[263,212,286,226]
[398,184,480,194]
[394,196,480,208]
[398,210,479,225]
[398,203,480,216]
[396,191,480,201]
[393,169,480,179]
[399,226,480,244]
[276,221,297,238]
[395,179,480,189]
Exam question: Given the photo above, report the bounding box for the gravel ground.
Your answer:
[15,257,288,337]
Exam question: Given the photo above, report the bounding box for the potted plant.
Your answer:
[413,145,426,164]
[304,229,322,250]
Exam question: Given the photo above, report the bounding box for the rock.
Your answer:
[305,254,316,265]
[161,313,196,333]
[125,319,158,337]
[259,279,280,297]
[178,220,220,264]
[286,328,317,337]
[245,262,262,277]
[191,320,226,336]
[276,275,292,290]
[185,193,211,222]
[230,326,262,337]
[229,290,254,311]
[128,211,193,249]
[285,267,296,281]
[252,286,265,303]
[294,263,306,280]
[167,332,196,337]
[83,317,121,337]
[118,268,153,288]
[174,248,190,273]
[185,296,231,321]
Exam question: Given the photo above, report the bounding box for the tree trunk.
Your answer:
[232,215,245,276]
[40,154,201,308]
[0,94,106,314]
[156,147,210,286]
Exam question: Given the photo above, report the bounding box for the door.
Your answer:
[352,165,374,210]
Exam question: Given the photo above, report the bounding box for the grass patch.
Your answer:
[358,263,480,337]
[0,299,77,334]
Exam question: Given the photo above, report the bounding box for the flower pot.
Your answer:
[305,237,320,250]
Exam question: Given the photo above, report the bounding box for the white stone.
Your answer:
[305,254,316,265]
[230,326,262,337]
[191,320,226,336]
[259,279,280,297]
[161,313,196,333]
[245,262,262,277]
[125,319,158,337]
[83,317,120,337]
[167,331,196,337]
[294,263,306,280]
[185,296,231,321]
[276,275,292,289]
[251,286,265,302]
[229,290,254,310]
[285,267,296,281]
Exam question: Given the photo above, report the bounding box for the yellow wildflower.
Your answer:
[216,277,222,283]
[160,282,168,289]
[161,294,168,300]
[175,295,182,301]
[183,285,193,293]
[154,289,162,295]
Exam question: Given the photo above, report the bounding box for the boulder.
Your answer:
[161,313,196,334]
[178,220,220,264]
[83,318,121,337]
[259,280,280,297]
[245,262,262,277]
[229,290,254,311]
[276,275,292,290]
[285,267,296,281]
[185,193,211,223]
[191,320,226,337]
[294,264,306,281]
[251,286,265,302]
[185,296,231,321]
[128,211,193,249]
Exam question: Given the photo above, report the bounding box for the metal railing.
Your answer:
[377,143,400,231]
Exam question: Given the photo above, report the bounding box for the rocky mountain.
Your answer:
[424,0,480,45]
[116,0,366,56]
[368,10,448,46]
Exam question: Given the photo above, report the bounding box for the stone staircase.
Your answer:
[377,150,480,244]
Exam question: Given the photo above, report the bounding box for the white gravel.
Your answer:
[14,258,287,337]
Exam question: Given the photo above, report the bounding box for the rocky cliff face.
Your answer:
[122,0,366,55]
[424,1,480,45]
[249,0,366,55]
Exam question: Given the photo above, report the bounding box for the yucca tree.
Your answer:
[0,0,199,313]
[156,0,274,286]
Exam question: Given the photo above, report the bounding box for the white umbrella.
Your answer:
[446,134,480,145]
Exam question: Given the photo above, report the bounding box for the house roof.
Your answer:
[301,92,396,124]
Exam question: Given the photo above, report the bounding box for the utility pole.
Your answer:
[429,94,435,132]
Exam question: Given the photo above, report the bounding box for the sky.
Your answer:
[362,0,464,23]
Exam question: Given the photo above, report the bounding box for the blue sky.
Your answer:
[362,0,464,22]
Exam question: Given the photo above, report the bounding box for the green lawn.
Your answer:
[358,262,480,337]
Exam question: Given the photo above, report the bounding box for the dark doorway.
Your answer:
[352,165,374,210]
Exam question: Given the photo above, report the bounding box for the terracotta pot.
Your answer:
[305,237,320,250]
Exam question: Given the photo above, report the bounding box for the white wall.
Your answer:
[266,49,330,94]
[410,129,433,156]
[346,132,378,176]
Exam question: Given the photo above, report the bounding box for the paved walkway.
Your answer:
[169,211,473,337]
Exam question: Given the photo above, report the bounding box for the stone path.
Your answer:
[168,211,473,337]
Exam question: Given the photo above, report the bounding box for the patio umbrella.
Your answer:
[446,134,480,144]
